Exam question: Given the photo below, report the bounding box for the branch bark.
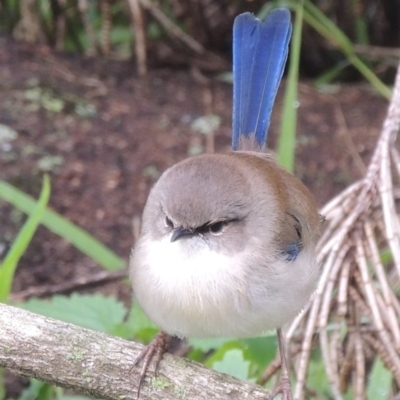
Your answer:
[0,303,272,399]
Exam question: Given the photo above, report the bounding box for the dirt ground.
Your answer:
[0,33,390,394]
[0,33,390,295]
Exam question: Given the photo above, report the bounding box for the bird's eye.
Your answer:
[209,221,224,235]
[165,216,174,229]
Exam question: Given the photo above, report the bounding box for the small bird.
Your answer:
[130,8,322,400]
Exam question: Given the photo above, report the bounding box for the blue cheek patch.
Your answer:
[283,242,301,261]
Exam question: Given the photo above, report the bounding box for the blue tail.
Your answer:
[232,9,292,151]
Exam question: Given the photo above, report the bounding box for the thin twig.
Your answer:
[288,62,400,399]
[138,0,205,54]
[128,0,147,76]
[9,269,128,301]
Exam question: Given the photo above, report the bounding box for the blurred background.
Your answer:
[0,0,400,399]
[1,0,399,76]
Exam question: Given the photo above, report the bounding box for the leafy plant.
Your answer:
[0,175,50,302]
[277,0,304,172]
[267,0,391,99]
[0,180,125,271]
[0,177,125,398]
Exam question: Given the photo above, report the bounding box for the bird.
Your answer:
[130,8,322,400]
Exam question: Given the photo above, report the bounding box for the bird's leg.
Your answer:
[270,328,293,400]
[130,331,168,399]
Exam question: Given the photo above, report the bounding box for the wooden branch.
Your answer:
[0,303,272,400]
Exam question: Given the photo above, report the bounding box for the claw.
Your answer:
[270,328,293,400]
[130,331,168,399]
[270,373,293,400]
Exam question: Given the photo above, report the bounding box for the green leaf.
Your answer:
[212,349,251,381]
[242,335,277,370]
[314,60,350,87]
[18,294,127,334]
[301,0,391,99]
[277,0,304,172]
[18,379,61,400]
[0,369,4,400]
[380,247,393,266]
[306,348,331,397]
[111,26,132,45]
[367,358,392,400]
[188,337,234,352]
[59,397,92,400]
[204,341,244,368]
[0,175,50,302]
[121,302,158,341]
[0,180,125,271]
[269,0,391,99]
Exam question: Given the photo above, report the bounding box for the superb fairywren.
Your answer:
[130,8,322,399]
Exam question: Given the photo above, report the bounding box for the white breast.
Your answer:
[130,234,319,339]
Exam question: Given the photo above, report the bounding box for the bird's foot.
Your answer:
[130,331,168,399]
[269,328,293,400]
[270,373,293,400]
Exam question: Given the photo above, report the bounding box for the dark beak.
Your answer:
[171,227,193,242]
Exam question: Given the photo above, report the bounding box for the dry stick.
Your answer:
[355,238,400,385]
[291,62,400,399]
[338,333,355,394]
[374,290,397,345]
[55,0,67,51]
[323,253,350,391]
[354,44,400,60]
[380,148,400,277]
[318,181,362,221]
[348,285,375,326]
[378,64,400,277]
[268,341,303,388]
[45,55,108,94]
[317,190,368,265]
[364,221,400,349]
[295,206,365,399]
[334,105,367,176]
[9,269,128,302]
[390,147,400,176]
[320,329,343,400]
[390,288,400,317]
[292,283,322,399]
[101,0,111,55]
[260,356,282,385]
[319,245,351,328]
[138,0,205,54]
[318,246,351,400]
[317,196,356,254]
[363,332,399,384]
[337,258,352,317]
[329,316,343,387]
[285,302,311,346]
[127,0,147,76]
[353,330,365,400]
[293,242,345,399]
